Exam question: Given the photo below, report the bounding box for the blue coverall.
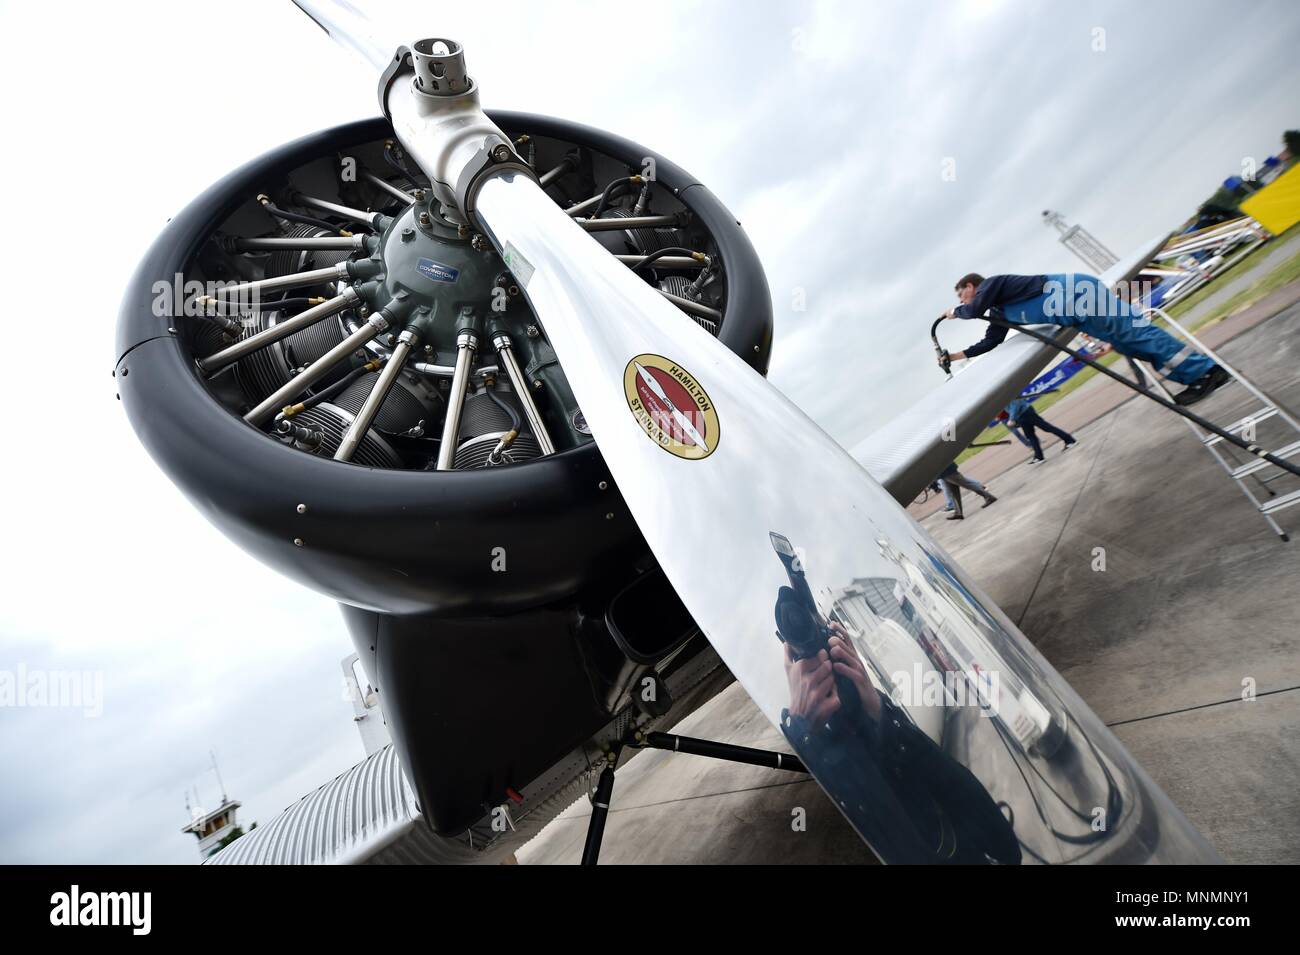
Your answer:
[957,273,1216,385]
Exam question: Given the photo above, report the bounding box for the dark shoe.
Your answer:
[1174,366,1231,406]
[946,512,964,520]
[1062,439,1078,452]
[982,494,998,508]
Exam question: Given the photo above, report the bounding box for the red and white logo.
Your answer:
[623,354,720,460]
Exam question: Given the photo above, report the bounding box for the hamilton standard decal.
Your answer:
[623,354,719,460]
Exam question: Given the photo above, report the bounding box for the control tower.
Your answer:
[1042,210,1119,273]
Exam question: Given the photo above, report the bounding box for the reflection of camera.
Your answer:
[769,532,829,661]
[769,532,860,721]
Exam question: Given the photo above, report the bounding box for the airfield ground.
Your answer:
[520,265,1300,866]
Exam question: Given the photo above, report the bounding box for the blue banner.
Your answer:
[986,342,1107,426]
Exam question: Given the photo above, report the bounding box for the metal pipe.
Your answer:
[1154,233,1250,259]
[293,193,386,229]
[658,288,722,321]
[641,732,808,774]
[231,235,369,252]
[576,215,680,232]
[1163,219,1255,249]
[580,763,615,866]
[244,313,390,427]
[335,329,419,461]
[564,193,605,218]
[436,331,478,470]
[204,263,349,300]
[362,171,416,205]
[412,361,498,378]
[198,289,359,376]
[1155,226,1256,258]
[613,254,707,270]
[538,158,575,189]
[493,333,555,455]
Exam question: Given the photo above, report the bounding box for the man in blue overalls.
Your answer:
[939,273,1230,406]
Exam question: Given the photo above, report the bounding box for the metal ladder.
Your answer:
[1137,305,1300,541]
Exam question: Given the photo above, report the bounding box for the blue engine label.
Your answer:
[416,258,461,284]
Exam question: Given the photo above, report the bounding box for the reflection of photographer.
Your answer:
[771,532,1020,864]
[772,531,865,727]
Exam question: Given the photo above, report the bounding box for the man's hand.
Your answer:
[944,307,958,319]
[827,623,881,721]
[784,644,840,727]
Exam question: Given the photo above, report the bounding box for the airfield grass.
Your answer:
[954,225,1300,467]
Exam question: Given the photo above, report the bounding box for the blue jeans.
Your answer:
[1018,409,1074,460]
[1000,274,1216,385]
[940,480,956,509]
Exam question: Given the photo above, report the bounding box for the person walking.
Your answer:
[937,461,997,520]
[996,409,1035,450]
[1006,397,1077,464]
[926,478,957,511]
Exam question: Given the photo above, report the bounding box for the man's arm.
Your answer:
[951,320,1008,360]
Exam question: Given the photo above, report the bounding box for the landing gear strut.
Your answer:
[579,729,809,865]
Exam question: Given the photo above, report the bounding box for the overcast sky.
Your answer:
[1,0,1297,863]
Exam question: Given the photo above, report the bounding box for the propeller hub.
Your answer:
[363,195,510,353]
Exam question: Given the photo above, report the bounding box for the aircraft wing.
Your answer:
[850,324,1076,504]
[851,236,1169,505]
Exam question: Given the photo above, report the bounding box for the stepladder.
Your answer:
[1134,305,1300,541]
